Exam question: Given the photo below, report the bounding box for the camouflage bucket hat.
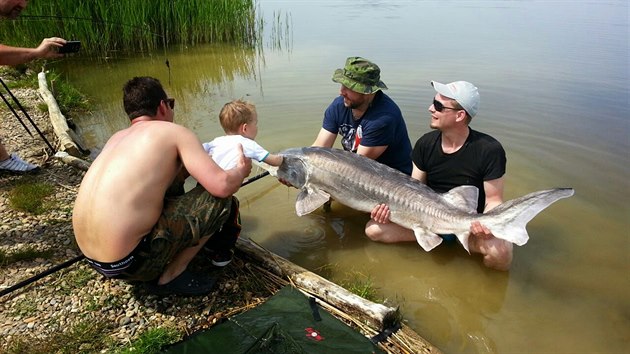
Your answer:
[332,57,388,94]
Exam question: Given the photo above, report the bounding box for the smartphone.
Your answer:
[58,41,81,54]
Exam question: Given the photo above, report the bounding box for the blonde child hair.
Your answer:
[219,99,256,134]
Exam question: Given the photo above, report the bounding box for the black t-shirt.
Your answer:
[412,129,506,213]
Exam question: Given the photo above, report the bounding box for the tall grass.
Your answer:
[0,0,260,56]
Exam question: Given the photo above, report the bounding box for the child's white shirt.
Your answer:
[202,135,269,170]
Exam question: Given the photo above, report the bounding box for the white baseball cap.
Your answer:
[431,81,480,117]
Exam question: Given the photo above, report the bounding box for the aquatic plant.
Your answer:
[0,0,260,56]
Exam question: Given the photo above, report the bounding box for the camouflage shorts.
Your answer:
[121,184,234,282]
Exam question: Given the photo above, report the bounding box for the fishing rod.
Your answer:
[241,170,270,187]
[0,77,56,152]
[0,170,272,298]
[0,87,33,137]
[17,15,164,39]
[165,59,171,86]
[0,254,85,297]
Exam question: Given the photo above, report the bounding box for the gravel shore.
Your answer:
[0,77,436,354]
[0,80,281,353]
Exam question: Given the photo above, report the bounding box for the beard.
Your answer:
[343,97,365,110]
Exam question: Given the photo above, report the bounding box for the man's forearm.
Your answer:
[0,44,38,65]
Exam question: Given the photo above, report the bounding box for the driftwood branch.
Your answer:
[237,237,399,330]
[236,237,442,353]
[54,151,91,171]
[37,71,86,157]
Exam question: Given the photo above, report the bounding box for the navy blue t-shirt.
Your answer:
[412,129,506,213]
[322,91,412,175]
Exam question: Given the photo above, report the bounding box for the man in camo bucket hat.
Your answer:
[331,57,388,94]
[312,56,412,176]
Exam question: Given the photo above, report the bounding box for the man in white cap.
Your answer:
[365,81,513,271]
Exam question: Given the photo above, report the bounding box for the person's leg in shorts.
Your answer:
[204,196,241,266]
[123,184,233,294]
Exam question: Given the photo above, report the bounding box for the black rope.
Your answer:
[309,296,322,322]
[370,322,402,344]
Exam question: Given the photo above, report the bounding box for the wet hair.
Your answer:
[122,77,167,120]
[218,99,256,134]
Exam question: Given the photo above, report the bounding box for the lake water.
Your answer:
[57,1,628,353]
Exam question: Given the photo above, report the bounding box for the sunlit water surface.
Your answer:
[57,1,628,353]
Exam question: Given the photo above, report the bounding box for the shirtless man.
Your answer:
[73,77,251,295]
[366,81,513,271]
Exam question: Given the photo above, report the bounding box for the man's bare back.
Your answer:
[73,77,251,294]
[73,120,250,263]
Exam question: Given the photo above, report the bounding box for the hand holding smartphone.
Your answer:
[58,41,81,54]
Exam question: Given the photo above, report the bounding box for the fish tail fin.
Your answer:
[483,188,574,246]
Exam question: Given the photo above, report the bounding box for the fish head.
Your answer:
[277,154,308,189]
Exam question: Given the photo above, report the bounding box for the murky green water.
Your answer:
[56,1,629,353]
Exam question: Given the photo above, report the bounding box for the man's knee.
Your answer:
[364,221,382,241]
[365,221,396,242]
[365,221,416,243]
[482,241,513,271]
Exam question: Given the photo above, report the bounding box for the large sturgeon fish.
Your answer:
[265,147,574,252]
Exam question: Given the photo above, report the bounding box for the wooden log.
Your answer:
[236,237,442,353]
[393,324,442,354]
[37,71,85,157]
[54,151,90,171]
[236,236,400,331]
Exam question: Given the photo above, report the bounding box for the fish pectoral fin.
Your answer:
[252,160,278,177]
[413,228,443,251]
[295,188,331,216]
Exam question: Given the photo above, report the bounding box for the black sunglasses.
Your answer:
[164,98,175,109]
[432,99,460,112]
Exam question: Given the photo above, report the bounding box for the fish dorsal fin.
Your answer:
[442,185,479,214]
[295,187,331,216]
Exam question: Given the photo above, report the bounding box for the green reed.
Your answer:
[0,0,260,56]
